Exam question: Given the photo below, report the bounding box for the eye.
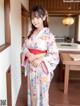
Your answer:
[32,17,40,20]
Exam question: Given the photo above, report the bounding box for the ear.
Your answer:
[43,15,47,21]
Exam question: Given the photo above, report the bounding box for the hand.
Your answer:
[31,58,42,67]
[27,52,36,63]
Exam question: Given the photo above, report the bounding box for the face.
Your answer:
[31,12,44,29]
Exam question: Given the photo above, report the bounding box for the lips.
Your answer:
[34,23,39,26]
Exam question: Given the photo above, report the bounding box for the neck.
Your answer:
[37,26,44,32]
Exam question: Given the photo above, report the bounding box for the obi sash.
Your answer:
[22,48,47,66]
[28,48,47,54]
[22,48,48,74]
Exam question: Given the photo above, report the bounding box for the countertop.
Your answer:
[56,42,80,52]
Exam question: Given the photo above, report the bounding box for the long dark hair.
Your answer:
[28,5,48,39]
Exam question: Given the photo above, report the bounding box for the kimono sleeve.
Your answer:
[21,39,30,67]
[22,39,29,54]
[42,33,59,74]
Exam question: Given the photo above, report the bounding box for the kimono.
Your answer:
[22,27,59,106]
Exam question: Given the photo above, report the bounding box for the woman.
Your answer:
[22,5,59,106]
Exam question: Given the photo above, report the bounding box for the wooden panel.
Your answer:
[29,0,80,16]
[4,0,11,44]
[21,5,29,45]
[0,44,10,52]
[6,66,12,106]
[70,65,80,70]
[0,0,11,52]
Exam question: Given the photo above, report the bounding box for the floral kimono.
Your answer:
[22,27,59,106]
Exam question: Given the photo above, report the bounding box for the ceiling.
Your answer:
[29,0,80,16]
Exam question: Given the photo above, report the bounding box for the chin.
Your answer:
[35,26,39,29]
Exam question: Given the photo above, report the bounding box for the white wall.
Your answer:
[49,17,75,39]
[0,1,10,106]
[10,0,29,105]
[70,24,75,37]
[0,47,11,106]
[0,0,29,106]
[77,15,80,41]
[0,0,5,45]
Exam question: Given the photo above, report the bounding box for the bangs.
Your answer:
[31,11,40,19]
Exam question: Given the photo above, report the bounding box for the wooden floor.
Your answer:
[49,80,80,106]
[16,73,80,106]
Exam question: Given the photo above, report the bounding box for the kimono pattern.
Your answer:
[22,27,59,106]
